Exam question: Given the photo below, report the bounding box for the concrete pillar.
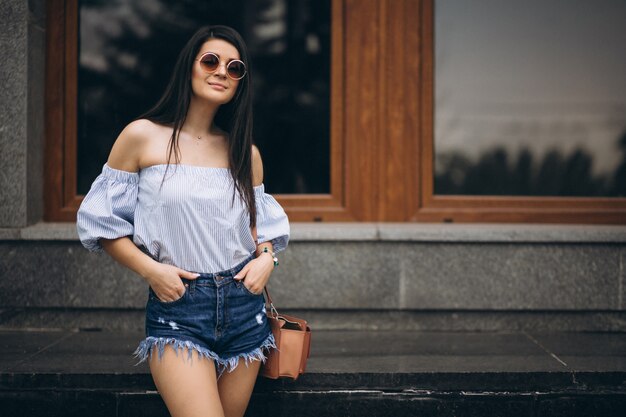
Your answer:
[0,0,45,227]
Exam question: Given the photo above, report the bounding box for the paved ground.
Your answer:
[1,329,625,391]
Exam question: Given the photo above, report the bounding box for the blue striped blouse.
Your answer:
[76,163,290,273]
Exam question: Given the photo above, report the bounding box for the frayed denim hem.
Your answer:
[132,336,221,367]
[132,332,278,380]
[215,331,278,379]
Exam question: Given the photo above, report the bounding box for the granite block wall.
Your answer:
[0,0,45,227]
[1,240,623,312]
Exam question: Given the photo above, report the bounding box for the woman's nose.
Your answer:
[215,62,228,77]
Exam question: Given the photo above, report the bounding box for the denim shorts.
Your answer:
[132,252,277,379]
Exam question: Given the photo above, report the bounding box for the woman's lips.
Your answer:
[208,83,226,91]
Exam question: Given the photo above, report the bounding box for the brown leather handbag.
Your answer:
[260,286,311,380]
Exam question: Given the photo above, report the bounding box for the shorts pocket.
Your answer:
[237,279,263,297]
[149,285,188,306]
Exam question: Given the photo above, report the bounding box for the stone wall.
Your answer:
[1,223,624,328]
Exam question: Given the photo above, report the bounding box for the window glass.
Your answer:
[434,0,626,196]
[77,0,330,194]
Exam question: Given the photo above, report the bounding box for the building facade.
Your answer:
[1,0,625,332]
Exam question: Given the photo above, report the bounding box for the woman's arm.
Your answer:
[98,120,199,302]
[251,144,275,258]
[101,237,199,302]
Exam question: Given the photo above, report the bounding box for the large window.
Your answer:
[412,0,625,223]
[45,0,626,223]
[77,0,330,195]
[434,0,626,197]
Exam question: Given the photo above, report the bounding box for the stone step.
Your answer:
[1,329,625,416]
[3,388,625,417]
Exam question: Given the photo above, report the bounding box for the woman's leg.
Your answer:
[149,344,225,417]
[217,359,262,417]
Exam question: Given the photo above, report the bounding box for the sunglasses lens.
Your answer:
[200,53,219,71]
[227,61,246,80]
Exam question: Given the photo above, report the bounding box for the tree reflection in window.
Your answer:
[435,130,626,196]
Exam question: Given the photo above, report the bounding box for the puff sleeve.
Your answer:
[254,183,290,253]
[76,163,139,253]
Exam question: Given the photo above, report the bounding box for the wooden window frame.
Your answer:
[45,0,80,221]
[45,0,626,223]
[45,0,354,222]
[414,0,626,223]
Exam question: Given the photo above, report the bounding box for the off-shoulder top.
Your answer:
[76,163,290,273]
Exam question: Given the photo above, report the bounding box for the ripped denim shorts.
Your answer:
[132,251,277,380]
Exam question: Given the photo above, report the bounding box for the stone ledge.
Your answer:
[2,308,625,333]
[1,221,625,242]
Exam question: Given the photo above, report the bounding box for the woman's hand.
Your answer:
[144,261,200,302]
[233,253,275,294]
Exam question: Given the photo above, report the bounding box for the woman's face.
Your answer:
[191,38,242,105]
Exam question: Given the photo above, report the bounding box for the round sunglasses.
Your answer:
[195,52,247,80]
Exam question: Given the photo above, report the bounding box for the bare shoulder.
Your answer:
[251,144,264,186]
[107,119,159,172]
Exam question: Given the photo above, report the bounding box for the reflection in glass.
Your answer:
[77,0,330,195]
[434,0,626,196]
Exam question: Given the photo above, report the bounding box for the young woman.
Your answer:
[76,25,289,417]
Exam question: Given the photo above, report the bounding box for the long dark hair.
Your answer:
[134,25,256,227]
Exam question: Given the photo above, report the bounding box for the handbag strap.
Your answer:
[263,286,274,305]
[264,286,279,318]
[251,225,280,318]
